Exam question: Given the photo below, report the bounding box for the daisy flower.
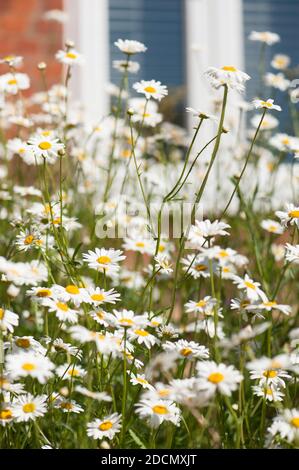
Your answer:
[249,31,280,45]
[135,399,181,428]
[87,413,121,440]
[75,386,112,402]
[285,243,299,264]
[0,405,14,426]
[260,219,284,234]
[276,203,299,228]
[44,299,79,324]
[86,287,121,306]
[130,373,153,390]
[54,398,83,414]
[163,340,209,360]
[268,409,299,444]
[5,352,54,384]
[154,254,173,274]
[8,336,46,355]
[15,228,47,251]
[114,39,147,55]
[246,299,291,316]
[247,356,291,388]
[252,384,284,402]
[11,394,47,422]
[109,309,147,329]
[264,73,290,91]
[123,236,156,255]
[185,296,217,315]
[0,54,23,67]
[186,107,217,120]
[251,113,279,130]
[28,135,64,164]
[253,99,281,111]
[51,338,82,358]
[133,80,168,101]
[128,328,158,349]
[205,66,250,92]
[232,274,267,302]
[0,307,19,333]
[26,286,54,301]
[188,219,230,246]
[89,309,110,327]
[55,48,83,65]
[181,254,212,279]
[0,72,30,94]
[51,284,88,306]
[82,248,125,273]
[56,363,86,381]
[196,361,243,397]
[271,54,290,70]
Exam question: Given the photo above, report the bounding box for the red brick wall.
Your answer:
[0,0,63,92]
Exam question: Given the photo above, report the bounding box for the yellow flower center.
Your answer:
[158,389,170,397]
[244,281,256,290]
[119,318,134,326]
[67,368,80,377]
[41,131,51,137]
[91,294,105,302]
[222,66,237,72]
[22,362,36,372]
[24,235,34,245]
[65,285,80,295]
[180,347,193,357]
[134,329,149,337]
[208,372,224,384]
[0,308,4,320]
[66,52,77,59]
[23,403,36,413]
[0,409,12,420]
[97,255,111,264]
[96,311,104,319]
[195,264,207,271]
[291,417,299,428]
[135,242,145,248]
[282,138,290,145]
[263,301,277,307]
[60,402,73,410]
[263,370,277,379]
[8,78,17,85]
[219,250,228,257]
[196,300,206,308]
[137,378,148,384]
[260,101,272,108]
[36,288,51,297]
[288,210,299,218]
[144,86,157,93]
[56,302,69,312]
[16,338,30,349]
[152,405,168,415]
[38,141,52,150]
[19,148,25,154]
[99,420,113,431]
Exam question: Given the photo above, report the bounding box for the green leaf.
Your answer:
[128,429,146,449]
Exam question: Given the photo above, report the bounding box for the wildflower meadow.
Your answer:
[0,31,299,450]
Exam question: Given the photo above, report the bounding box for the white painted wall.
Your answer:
[63,0,110,123]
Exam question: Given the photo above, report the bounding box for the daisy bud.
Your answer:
[58,148,65,157]
[37,62,47,70]
[100,441,111,449]
[65,39,75,49]
[127,107,134,116]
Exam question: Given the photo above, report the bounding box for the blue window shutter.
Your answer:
[109,0,184,88]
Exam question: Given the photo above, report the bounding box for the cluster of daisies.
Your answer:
[0,27,298,450]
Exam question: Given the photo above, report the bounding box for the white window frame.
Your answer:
[185,0,244,132]
[63,0,110,123]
